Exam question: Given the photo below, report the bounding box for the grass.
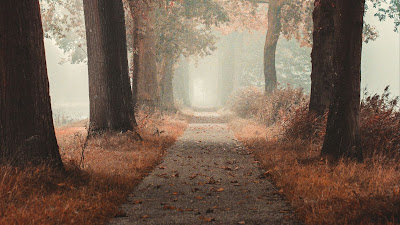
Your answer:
[0,111,187,224]
[228,86,400,224]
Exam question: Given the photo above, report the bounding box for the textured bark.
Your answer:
[129,2,159,110]
[0,0,63,167]
[264,2,282,93]
[309,0,335,116]
[131,5,140,113]
[83,0,137,136]
[321,0,365,161]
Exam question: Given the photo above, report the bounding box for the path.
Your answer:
[110,112,297,225]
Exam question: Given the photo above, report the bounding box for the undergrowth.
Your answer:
[0,110,187,224]
[229,86,400,224]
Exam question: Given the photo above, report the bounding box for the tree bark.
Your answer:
[0,0,63,167]
[321,0,365,161]
[129,2,159,111]
[83,0,137,136]
[264,1,282,93]
[309,0,335,116]
[131,4,140,115]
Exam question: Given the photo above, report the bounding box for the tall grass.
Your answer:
[0,110,187,224]
[228,86,400,224]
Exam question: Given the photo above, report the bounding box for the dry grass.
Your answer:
[0,111,187,224]
[230,119,400,224]
[228,86,306,125]
[228,87,400,224]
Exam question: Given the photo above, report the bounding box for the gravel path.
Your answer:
[110,112,297,225]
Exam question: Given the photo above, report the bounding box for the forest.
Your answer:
[0,0,399,224]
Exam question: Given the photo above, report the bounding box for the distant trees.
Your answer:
[83,0,138,136]
[258,0,313,93]
[0,0,63,167]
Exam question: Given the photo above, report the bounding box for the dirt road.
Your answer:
[110,112,297,225]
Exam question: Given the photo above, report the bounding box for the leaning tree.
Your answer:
[0,0,63,167]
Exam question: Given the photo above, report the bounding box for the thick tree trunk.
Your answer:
[83,0,137,136]
[264,2,282,93]
[309,0,335,116]
[321,0,365,161]
[131,5,140,115]
[0,0,63,167]
[129,2,159,111]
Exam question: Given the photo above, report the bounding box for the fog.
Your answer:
[45,7,399,118]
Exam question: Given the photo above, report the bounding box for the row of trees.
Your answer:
[0,0,228,167]
[0,0,398,167]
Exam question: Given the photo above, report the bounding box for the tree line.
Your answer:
[0,0,398,168]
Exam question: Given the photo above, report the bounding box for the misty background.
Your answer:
[45,7,399,121]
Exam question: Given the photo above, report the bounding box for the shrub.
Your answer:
[228,85,307,125]
[360,87,400,158]
[281,86,400,159]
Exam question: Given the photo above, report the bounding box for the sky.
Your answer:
[44,7,400,117]
[362,9,400,96]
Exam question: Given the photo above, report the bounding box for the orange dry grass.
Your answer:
[0,112,187,224]
[230,119,400,224]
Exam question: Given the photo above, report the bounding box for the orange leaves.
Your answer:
[216,188,224,192]
[198,215,215,222]
[163,205,176,210]
[195,196,204,200]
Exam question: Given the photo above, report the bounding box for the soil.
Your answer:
[110,112,298,225]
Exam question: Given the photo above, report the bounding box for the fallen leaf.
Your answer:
[141,215,149,219]
[163,205,176,210]
[216,188,224,192]
[238,221,246,224]
[172,192,179,195]
[195,196,204,200]
[198,216,215,222]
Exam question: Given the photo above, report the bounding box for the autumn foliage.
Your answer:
[229,86,400,224]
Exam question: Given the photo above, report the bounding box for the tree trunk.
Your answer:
[321,0,365,161]
[309,0,335,116]
[160,57,175,111]
[0,0,63,167]
[129,2,159,111]
[264,2,282,93]
[131,4,140,116]
[83,0,137,136]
